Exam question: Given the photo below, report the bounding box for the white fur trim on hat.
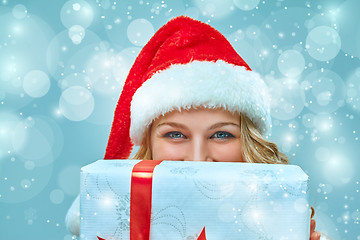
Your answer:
[130,60,271,145]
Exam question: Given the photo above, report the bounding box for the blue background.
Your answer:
[0,0,359,239]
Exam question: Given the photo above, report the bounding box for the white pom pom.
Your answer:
[65,194,80,236]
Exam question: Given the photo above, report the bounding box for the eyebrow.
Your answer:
[156,122,240,130]
[156,122,189,130]
[208,122,240,130]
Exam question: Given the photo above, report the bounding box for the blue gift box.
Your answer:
[80,160,310,240]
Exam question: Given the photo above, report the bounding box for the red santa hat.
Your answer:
[104,15,271,159]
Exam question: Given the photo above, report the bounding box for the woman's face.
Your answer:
[150,108,244,162]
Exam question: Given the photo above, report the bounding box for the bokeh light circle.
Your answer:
[23,70,50,98]
[303,69,345,113]
[345,67,360,112]
[0,112,20,158]
[260,7,315,68]
[193,0,234,19]
[277,50,305,78]
[268,78,305,120]
[85,49,123,95]
[315,147,331,162]
[314,113,333,133]
[279,131,297,153]
[12,120,52,162]
[68,25,85,44]
[111,47,141,88]
[59,86,95,121]
[127,19,154,47]
[245,25,261,40]
[12,116,63,166]
[352,211,360,221]
[60,0,94,29]
[229,27,275,75]
[85,92,118,125]
[20,179,31,189]
[184,7,201,19]
[46,30,102,79]
[100,2,187,47]
[84,47,141,125]
[58,73,90,90]
[58,165,81,196]
[306,26,341,61]
[12,4,27,19]
[62,42,107,77]
[323,154,353,186]
[0,158,53,203]
[84,46,140,97]
[321,184,333,194]
[50,189,65,204]
[24,161,35,170]
[337,0,360,58]
[304,13,338,31]
[0,13,53,99]
[234,0,260,11]
[301,113,315,128]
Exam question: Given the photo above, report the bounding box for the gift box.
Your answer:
[80,160,310,240]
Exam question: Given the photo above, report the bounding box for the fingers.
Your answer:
[310,219,316,234]
[309,219,321,240]
[310,231,321,240]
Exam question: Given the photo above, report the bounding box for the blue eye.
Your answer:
[164,131,186,139]
[211,131,234,139]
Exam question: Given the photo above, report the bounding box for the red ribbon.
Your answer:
[130,160,163,240]
[98,160,206,240]
[197,227,207,240]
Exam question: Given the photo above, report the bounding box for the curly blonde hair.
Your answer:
[133,112,288,164]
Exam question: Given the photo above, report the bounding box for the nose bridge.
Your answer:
[188,136,209,161]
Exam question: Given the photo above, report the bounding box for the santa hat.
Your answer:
[104,16,271,159]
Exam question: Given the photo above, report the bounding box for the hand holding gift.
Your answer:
[310,218,321,240]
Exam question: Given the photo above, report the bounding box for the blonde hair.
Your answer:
[133,113,288,164]
[239,113,288,164]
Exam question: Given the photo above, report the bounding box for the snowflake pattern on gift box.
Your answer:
[171,166,237,200]
[281,179,309,197]
[115,193,130,231]
[151,205,187,240]
[83,171,132,239]
[172,166,279,238]
[169,164,236,200]
[185,231,201,240]
[170,167,199,176]
[193,178,235,200]
[258,235,274,240]
[83,173,102,200]
[107,162,135,168]
[84,172,129,200]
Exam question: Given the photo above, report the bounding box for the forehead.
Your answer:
[154,108,240,124]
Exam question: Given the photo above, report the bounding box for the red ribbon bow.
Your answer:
[98,160,207,240]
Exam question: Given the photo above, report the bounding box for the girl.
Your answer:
[67,16,321,239]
